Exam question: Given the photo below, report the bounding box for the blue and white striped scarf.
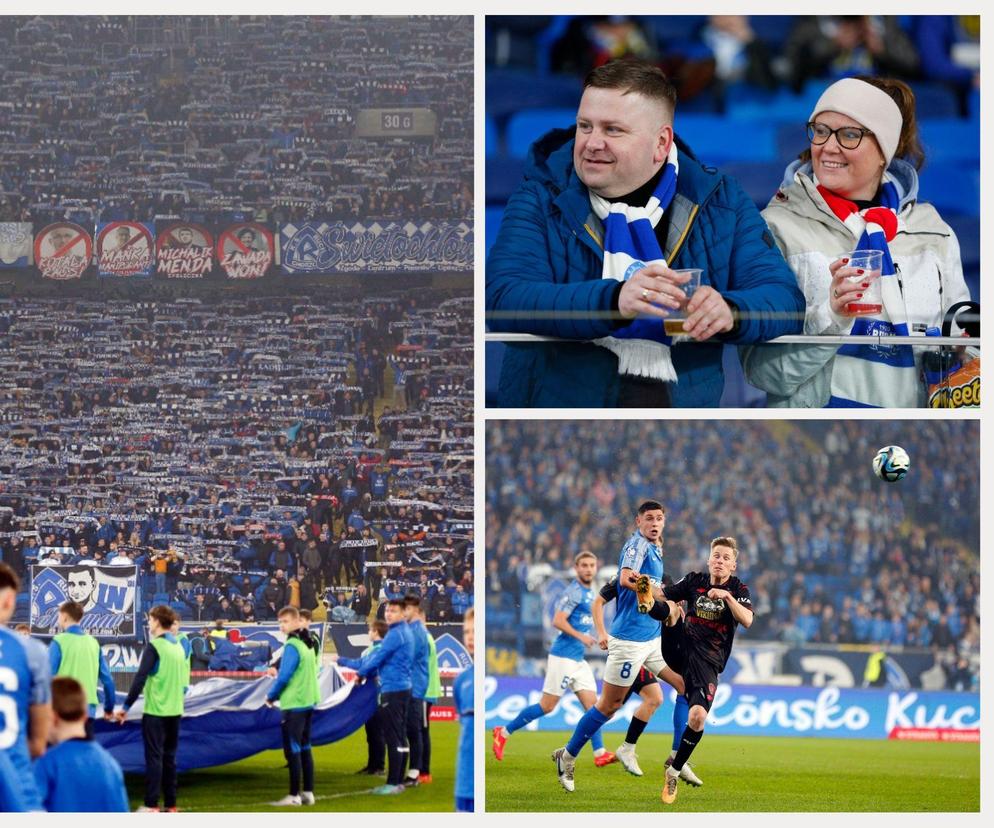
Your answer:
[591,143,680,382]
[821,179,916,407]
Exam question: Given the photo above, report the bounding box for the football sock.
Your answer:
[671,725,703,771]
[566,706,609,757]
[672,695,689,751]
[591,729,605,753]
[625,715,648,745]
[505,703,545,735]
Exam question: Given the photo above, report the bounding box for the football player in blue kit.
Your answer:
[552,501,684,792]
[492,551,617,767]
[0,562,52,812]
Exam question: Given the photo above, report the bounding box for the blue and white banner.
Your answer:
[30,565,139,639]
[178,621,325,664]
[94,667,376,772]
[485,677,980,740]
[0,222,33,267]
[280,220,472,274]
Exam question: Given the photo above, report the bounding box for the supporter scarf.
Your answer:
[590,142,679,382]
[817,181,917,408]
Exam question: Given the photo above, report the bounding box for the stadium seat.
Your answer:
[485,206,504,257]
[153,592,170,604]
[505,108,575,158]
[721,161,784,209]
[968,88,980,121]
[747,15,796,50]
[909,81,960,119]
[487,69,580,120]
[727,82,825,124]
[918,164,980,217]
[640,15,707,46]
[486,156,525,205]
[918,119,980,164]
[678,115,776,164]
[775,122,807,166]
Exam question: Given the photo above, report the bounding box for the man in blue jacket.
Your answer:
[486,59,804,407]
[334,598,413,795]
[402,594,429,787]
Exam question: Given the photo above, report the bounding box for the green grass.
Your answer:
[487,731,979,811]
[125,722,459,812]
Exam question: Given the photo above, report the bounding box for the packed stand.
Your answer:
[0,289,474,624]
[0,16,472,226]
[486,419,978,683]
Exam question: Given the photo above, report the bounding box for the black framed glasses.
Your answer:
[807,122,874,150]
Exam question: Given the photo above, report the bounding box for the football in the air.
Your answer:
[872,445,910,482]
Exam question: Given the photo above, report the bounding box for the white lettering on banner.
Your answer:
[727,650,781,684]
[708,686,870,733]
[798,654,856,687]
[885,692,979,731]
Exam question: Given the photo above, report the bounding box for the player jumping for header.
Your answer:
[552,501,684,792]
[644,536,753,804]
[493,550,617,768]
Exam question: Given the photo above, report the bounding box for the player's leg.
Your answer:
[662,661,716,804]
[161,715,180,811]
[273,710,304,805]
[404,697,424,785]
[615,676,661,776]
[300,709,315,805]
[495,654,569,759]
[141,714,165,810]
[419,701,432,782]
[575,688,616,766]
[657,618,702,787]
[376,689,409,792]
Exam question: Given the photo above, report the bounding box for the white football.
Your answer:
[873,445,910,482]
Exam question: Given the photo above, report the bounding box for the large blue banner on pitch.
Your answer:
[485,677,979,740]
[95,667,376,772]
[279,220,472,274]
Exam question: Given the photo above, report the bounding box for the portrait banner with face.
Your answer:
[0,222,33,268]
[155,221,215,279]
[217,222,274,279]
[96,221,155,277]
[30,564,139,639]
[279,220,473,274]
[34,221,92,280]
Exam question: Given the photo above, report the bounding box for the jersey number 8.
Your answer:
[619,662,632,680]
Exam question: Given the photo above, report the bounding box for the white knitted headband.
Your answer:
[809,78,904,166]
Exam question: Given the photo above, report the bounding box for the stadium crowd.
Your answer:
[0,288,474,625]
[486,420,978,687]
[0,16,472,226]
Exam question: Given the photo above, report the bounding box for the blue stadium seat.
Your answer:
[968,88,980,120]
[918,164,979,217]
[910,81,960,119]
[486,156,525,204]
[506,108,575,158]
[727,82,825,124]
[721,161,784,209]
[487,69,580,120]
[486,115,499,158]
[919,119,980,163]
[485,206,504,257]
[640,15,707,46]
[678,115,776,164]
[153,592,170,604]
[748,15,796,50]
[775,122,806,166]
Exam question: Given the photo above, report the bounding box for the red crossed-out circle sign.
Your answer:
[217,222,274,279]
[34,222,92,280]
[96,221,155,276]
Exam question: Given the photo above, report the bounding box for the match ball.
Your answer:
[872,445,910,482]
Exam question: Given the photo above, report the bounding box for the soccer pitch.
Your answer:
[486,731,979,812]
[122,722,459,812]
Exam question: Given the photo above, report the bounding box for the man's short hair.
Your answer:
[300,609,313,621]
[584,58,677,118]
[59,600,84,622]
[51,676,88,723]
[404,593,421,608]
[574,550,597,566]
[14,623,30,634]
[148,605,178,628]
[637,500,666,515]
[464,606,474,622]
[387,598,406,609]
[711,536,739,557]
[278,606,300,619]
[371,620,389,638]
[0,562,20,592]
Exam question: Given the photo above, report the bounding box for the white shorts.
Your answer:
[603,636,666,687]
[541,654,597,697]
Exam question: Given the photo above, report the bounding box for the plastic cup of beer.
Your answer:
[844,250,883,314]
[663,268,703,336]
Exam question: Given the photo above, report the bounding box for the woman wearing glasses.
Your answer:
[743,76,971,407]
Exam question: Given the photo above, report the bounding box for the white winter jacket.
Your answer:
[742,158,970,407]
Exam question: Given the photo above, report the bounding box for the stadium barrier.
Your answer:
[485,676,979,741]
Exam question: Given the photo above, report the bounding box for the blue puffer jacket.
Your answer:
[486,128,805,407]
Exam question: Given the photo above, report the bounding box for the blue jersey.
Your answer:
[610,530,664,642]
[453,663,474,801]
[0,750,29,811]
[0,626,51,811]
[33,737,130,812]
[549,579,594,661]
